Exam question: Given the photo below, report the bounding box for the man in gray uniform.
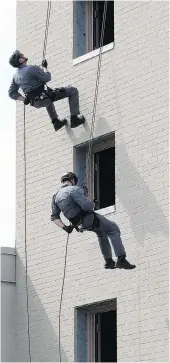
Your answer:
[8,50,85,131]
[51,172,136,270]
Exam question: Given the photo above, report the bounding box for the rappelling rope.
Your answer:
[86,1,108,182]
[58,233,69,362]
[23,2,52,361]
[58,2,108,362]
[23,105,32,363]
[42,1,52,60]
[24,1,108,361]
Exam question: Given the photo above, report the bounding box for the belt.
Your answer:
[26,85,45,99]
[69,210,100,230]
[25,85,53,105]
[69,210,88,226]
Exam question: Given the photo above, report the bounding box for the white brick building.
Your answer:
[15,1,169,362]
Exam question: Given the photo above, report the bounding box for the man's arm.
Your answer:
[51,194,65,229]
[29,65,51,84]
[8,77,24,101]
[71,187,94,211]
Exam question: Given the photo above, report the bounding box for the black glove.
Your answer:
[55,87,65,93]
[24,97,30,105]
[63,225,74,234]
[42,59,48,68]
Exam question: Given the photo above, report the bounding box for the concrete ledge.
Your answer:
[1,247,16,255]
[73,42,114,65]
[1,247,16,283]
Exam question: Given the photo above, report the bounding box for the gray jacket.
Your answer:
[51,185,94,223]
[8,64,51,100]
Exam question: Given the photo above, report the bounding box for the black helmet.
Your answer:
[61,172,78,185]
[9,50,27,68]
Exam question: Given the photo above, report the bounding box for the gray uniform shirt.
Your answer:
[51,185,94,222]
[8,64,51,100]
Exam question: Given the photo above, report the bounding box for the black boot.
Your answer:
[116,255,136,270]
[104,258,116,269]
[70,114,85,128]
[52,118,67,131]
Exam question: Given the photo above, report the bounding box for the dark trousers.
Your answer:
[32,85,80,120]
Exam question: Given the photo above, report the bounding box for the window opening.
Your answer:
[74,133,115,211]
[73,1,114,58]
[75,300,117,362]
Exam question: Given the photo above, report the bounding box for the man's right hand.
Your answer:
[23,97,30,105]
[63,225,74,234]
[42,59,48,68]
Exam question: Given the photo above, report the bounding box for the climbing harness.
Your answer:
[23,1,108,362]
[24,84,54,106]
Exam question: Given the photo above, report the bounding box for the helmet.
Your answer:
[61,172,78,185]
[9,50,27,68]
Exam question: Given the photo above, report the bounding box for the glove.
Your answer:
[63,225,74,234]
[42,59,48,68]
[55,87,65,93]
[23,97,30,105]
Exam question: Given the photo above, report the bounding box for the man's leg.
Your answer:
[33,98,67,131]
[52,86,85,128]
[95,214,125,257]
[95,227,112,257]
[95,214,136,269]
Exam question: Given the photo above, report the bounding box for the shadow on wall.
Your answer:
[65,117,91,145]
[15,254,68,362]
[116,142,168,246]
[67,115,168,247]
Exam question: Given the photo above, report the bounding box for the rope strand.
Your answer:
[23,106,32,363]
[42,1,52,60]
[58,234,70,362]
[58,3,108,362]
[24,2,52,361]
[86,1,108,181]
[24,2,107,362]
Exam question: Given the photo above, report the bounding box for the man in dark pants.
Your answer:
[8,50,85,131]
[51,172,136,270]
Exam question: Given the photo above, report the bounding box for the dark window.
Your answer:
[93,1,114,50]
[94,147,115,210]
[74,134,115,210]
[75,299,117,362]
[73,1,114,58]
[95,311,117,362]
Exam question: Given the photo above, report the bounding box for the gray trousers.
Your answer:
[83,213,126,260]
[32,85,80,121]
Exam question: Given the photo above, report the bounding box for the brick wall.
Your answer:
[15,1,169,361]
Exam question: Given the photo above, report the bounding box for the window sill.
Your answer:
[73,42,114,66]
[97,205,115,216]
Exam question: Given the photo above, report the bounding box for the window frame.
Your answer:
[88,134,115,214]
[75,299,117,362]
[74,133,116,216]
[73,1,114,65]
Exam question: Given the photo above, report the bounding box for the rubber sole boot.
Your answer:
[104,258,116,269]
[70,114,85,128]
[116,256,136,270]
[52,118,67,131]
